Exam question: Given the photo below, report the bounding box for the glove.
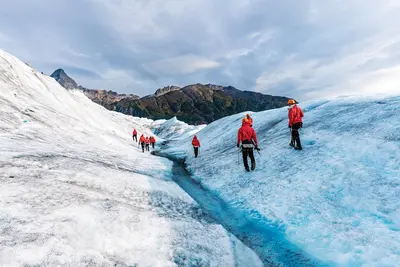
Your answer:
[255,146,260,151]
[237,143,240,148]
[288,125,291,128]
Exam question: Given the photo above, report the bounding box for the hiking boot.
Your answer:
[251,162,256,171]
[245,167,250,172]
[295,146,302,150]
[289,142,295,147]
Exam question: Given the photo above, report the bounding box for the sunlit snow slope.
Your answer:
[152,117,206,141]
[163,96,400,266]
[0,50,262,266]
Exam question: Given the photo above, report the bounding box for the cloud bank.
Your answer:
[0,0,399,100]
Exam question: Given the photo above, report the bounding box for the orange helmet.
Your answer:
[288,99,296,105]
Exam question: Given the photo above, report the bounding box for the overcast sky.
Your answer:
[1,0,400,100]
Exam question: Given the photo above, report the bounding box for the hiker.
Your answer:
[246,114,253,127]
[191,135,200,158]
[139,134,146,153]
[145,137,150,151]
[132,129,137,142]
[237,118,258,172]
[288,99,304,150]
[150,136,156,149]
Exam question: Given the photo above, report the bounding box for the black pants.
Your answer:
[151,142,155,149]
[241,140,255,171]
[194,147,199,158]
[141,143,145,152]
[146,144,150,151]
[242,148,255,171]
[133,135,137,142]
[291,122,302,149]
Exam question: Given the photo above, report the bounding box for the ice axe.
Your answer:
[252,141,261,155]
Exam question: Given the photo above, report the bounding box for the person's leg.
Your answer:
[194,147,198,158]
[242,149,250,171]
[249,149,255,170]
[142,144,144,153]
[292,123,302,149]
[291,128,296,147]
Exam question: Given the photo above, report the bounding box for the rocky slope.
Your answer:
[51,70,290,125]
[50,69,139,106]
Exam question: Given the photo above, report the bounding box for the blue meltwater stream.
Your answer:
[162,154,334,267]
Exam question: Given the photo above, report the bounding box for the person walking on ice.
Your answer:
[150,136,156,149]
[132,129,137,142]
[288,99,304,150]
[237,118,259,172]
[145,137,150,151]
[139,134,146,153]
[191,135,200,158]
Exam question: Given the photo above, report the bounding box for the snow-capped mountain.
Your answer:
[162,96,400,266]
[0,50,262,266]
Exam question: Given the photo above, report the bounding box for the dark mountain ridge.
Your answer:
[51,69,290,125]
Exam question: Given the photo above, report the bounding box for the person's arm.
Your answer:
[237,129,242,147]
[252,129,258,147]
[288,109,293,127]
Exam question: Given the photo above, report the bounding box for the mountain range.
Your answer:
[51,69,290,125]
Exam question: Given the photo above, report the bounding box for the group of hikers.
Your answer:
[132,129,156,153]
[131,99,303,172]
[191,99,304,172]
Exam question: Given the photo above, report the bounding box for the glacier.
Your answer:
[0,50,263,266]
[1,47,399,267]
[162,97,400,266]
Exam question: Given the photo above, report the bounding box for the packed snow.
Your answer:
[151,117,206,141]
[163,96,400,266]
[0,50,262,266]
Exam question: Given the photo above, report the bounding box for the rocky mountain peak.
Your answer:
[50,69,78,89]
[154,86,181,97]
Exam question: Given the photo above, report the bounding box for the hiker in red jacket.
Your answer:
[132,129,137,142]
[139,134,146,153]
[288,99,304,150]
[150,136,156,149]
[237,118,258,172]
[145,137,150,151]
[192,135,200,158]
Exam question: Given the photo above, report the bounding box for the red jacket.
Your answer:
[145,138,150,144]
[192,136,200,147]
[237,122,258,146]
[139,135,145,143]
[132,129,137,135]
[150,137,156,143]
[288,105,304,127]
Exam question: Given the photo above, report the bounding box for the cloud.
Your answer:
[146,55,220,75]
[0,0,399,99]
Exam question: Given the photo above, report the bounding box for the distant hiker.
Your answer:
[150,136,156,149]
[139,134,146,153]
[246,114,253,127]
[132,129,137,142]
[145,137,150,151]
[192,135,200,158]
[288,99,304,150]
[237,118,258,172]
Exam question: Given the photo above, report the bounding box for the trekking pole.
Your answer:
[252,140,261,155]
[237,146,240,166]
